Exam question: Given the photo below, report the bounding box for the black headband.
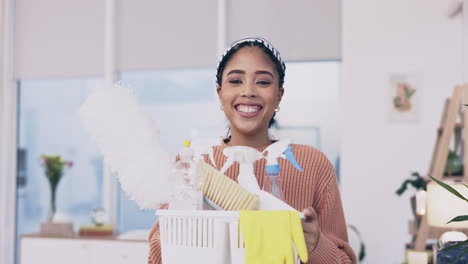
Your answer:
[216,37,286,76]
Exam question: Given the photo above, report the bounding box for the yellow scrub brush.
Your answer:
[196,161,259,211]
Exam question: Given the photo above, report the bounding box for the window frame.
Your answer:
[0,0,18,263]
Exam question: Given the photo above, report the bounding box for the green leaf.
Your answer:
[404,88,416,98]
[393,97,402,108]
[404,88,410,96]
[429,175,468,202]
[447,215,468,224]
[348,225,366,261]
[396,172,427,196]
[358,242,366,262]
[348,225,358,234]
[396,180,410,195]
[440,239,468,252]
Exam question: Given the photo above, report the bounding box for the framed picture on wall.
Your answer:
[388,73,422,122]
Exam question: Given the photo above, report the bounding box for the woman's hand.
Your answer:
[301,207,320,257]
[154,203,169,225]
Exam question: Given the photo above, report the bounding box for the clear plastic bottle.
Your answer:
[169,140,203,210]
[262,142,303,203]
[262,164,285,201]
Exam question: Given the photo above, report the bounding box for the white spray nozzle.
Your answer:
[220,144,302,212]
[263,139,303,171]
[221,146,264,172]
[221,146,264,192]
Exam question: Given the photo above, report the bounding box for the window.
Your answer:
[118,68,220,232]
[16,78,104,259]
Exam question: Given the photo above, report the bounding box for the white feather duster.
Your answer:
[79,83,174,209]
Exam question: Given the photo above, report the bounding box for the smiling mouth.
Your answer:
[235,104,262,113]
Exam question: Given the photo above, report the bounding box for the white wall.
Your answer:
[278,62,341,163]
[342,1,464,263]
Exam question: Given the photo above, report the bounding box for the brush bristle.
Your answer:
[196,161,259,210]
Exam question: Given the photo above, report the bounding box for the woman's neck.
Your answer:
[227,130,272,148]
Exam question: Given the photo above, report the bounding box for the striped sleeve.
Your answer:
[147,221,162,264]
[307,158,356,264]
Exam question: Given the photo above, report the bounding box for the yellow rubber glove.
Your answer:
[239,210,308,264]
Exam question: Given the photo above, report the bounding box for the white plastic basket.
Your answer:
[156,210,301,264]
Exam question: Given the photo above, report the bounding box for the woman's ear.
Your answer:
[277,87,285,103]
[216,86,222,98]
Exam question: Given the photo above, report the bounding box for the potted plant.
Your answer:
[396,172,428,246]
[444,150,463,176]
[429,176,468,263]
[396,171,427,197]
[396,150,462,223]
[396,172,428,216]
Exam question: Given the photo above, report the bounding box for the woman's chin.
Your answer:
[231,124,265,137]
[229,115,271,137]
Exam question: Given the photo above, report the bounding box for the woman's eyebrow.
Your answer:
[226,69,274,79]
[255,70,274,78]
[226,69,245,76]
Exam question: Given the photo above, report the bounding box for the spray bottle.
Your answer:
[220,146,264,193]
[221,145,298,211]
[169,140,203,210]
[262,139,303,201]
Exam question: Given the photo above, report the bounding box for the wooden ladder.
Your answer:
[414,84,468,251]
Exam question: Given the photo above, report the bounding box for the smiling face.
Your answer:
[217,46,284,141]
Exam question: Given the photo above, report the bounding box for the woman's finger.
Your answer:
[302,207,318,221]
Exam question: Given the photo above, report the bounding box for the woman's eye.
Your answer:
[257,81,271,85]
[229,79,242,84]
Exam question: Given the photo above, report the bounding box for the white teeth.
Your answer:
[237,105,260,113]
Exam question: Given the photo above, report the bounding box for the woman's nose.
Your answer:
[240,82,256,97]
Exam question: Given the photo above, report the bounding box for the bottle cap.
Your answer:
[179,140,194,160]
[266,164,280,173]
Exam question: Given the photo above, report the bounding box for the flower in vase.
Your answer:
[40,155,73,221]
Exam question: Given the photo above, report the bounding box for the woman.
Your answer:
[148,37,356,264]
